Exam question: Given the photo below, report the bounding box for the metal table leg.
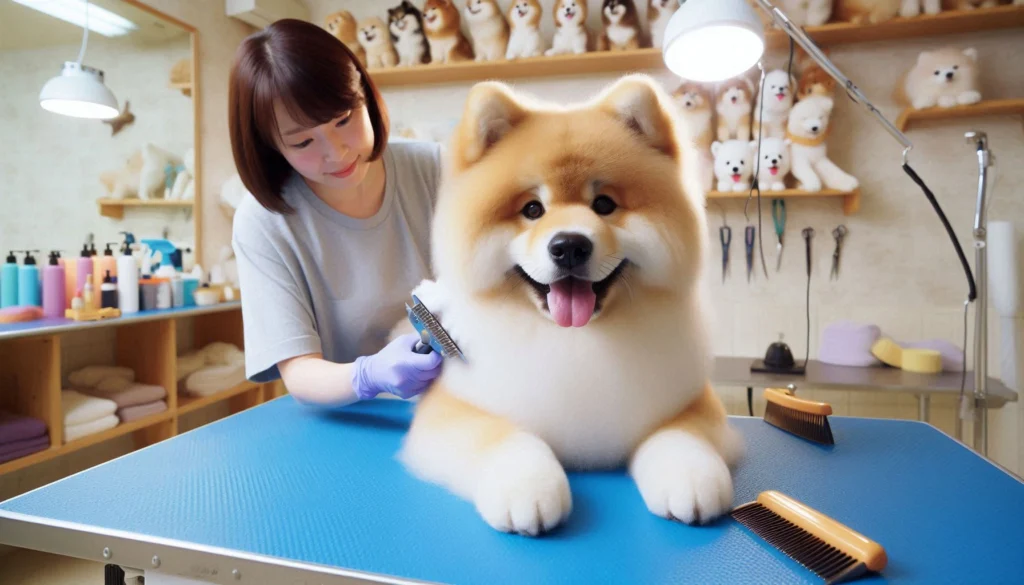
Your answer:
[918,394,930,422]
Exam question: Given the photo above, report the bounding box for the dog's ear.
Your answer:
[962,47,978,62]
[818,96,834,114]
[917,50,931,65]
[595,74,679,159]
[452,81,528,169]
[711,141,722,158]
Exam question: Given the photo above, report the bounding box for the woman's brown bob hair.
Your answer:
[228,18,389,214]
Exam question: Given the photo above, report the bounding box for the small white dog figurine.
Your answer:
[777,0,833,25]
[505,0,545,59]
[898,0,941,17]
[752,137,792,192]
[753,69,795,139]
[647,0,678,48]
[712,140,755,193]
[546,0,591,56]
[901,46,982,110]
[786,95,859,192]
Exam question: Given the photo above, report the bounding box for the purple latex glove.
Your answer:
[352,333,444,400]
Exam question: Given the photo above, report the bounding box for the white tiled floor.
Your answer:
[0,549,104,584]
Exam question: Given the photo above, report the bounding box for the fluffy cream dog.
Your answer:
[397,74,744,536]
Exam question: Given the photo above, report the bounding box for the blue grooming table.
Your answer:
[0,396,1021,585]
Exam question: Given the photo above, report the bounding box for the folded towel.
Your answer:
[177,342,244,382]
[116,400,168,423]
[82,382,166,408]
[184,363,246,397]
[95,376,133,393]
[68,365,134,388]
[0,435,50,464]
[0,410,48,444]
[64,414,119,443]
[177,351,207,382]
[62,390,118,427]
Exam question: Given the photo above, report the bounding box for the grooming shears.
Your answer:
[830,224,847,280]
[720,225,732,283]
[772,199,786,272]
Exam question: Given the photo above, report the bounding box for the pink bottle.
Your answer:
[76,244,94,311]
[42,251,66,319]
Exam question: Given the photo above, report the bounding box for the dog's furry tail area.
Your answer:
[398,386,573,536]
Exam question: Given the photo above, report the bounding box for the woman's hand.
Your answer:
[352,333,444,400]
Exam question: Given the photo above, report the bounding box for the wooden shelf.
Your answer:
[895,98,1024,132]
[98,198,193,220]
[368,6,1024,88]
[177,382,260,416]
[708,188,860,215]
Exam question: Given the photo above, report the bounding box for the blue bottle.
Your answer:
[18,250,41,307]
[1,251,18,308]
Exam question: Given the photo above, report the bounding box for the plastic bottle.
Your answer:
[93,243,117,297]
[42,251,66,318]
[18,250,41,307]
[101,270,118,309]
[117,241,139,314]
[63,250,77,310]
[76,244,93,310]
[1,251,18,308]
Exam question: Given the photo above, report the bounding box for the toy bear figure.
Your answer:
[712,140,755,193]
[900,46,982,110]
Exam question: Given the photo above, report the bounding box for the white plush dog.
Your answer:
[753,137,792,192]
[901,46,982,110]
[545,0,591,56]
[899,0,941,17]
[753,69,795,139]
[712,140,754,192]
[786,95,858,192]
[777,0,833,25]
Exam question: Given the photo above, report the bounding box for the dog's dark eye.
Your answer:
[521,201,545,220]
[592,195,617,216]
[953,65,959,70]
[934,70,940,75]
[740,159,745,165]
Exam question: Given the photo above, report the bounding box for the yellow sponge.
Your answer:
[902,349,942,374]
[871,338,903,368]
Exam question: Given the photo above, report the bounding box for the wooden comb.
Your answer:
[732,490,887,584]
[763,387,834,445]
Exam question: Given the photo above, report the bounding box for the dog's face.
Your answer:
[358,18,388,46]
[711,140,753,182]
[509,0,542,27]
[762,70,794,110]
[325,11,358,40]
[787,95,833,139]
[424,0,456,30]
[797,66,836,100]
[388,2,421,36]
[649,0,674,13]
[465,0,499,20]
[752,137,791,176]
[916,47,977,87]
[672,82,710,111]
[433,75,705,328]
[603,0,634,21]
[718,82,751,107]
[554,0,587,26]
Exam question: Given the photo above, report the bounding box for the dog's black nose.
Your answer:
[771,158,778,165]
[549,233,593,269]
[811,125,820,133]
[732,166,740,173]
[945,71,954,80]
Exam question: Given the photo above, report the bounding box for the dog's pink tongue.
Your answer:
[547,278,596,328]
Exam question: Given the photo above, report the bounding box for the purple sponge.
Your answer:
[819,321,883,367]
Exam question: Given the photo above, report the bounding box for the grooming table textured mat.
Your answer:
[1,396,1022,584]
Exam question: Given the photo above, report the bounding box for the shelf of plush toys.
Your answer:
[0,303,284,477]
[895,97,1024,132]
[98,198,194,220]
[708,188,860,215]
[339,3,1024,89]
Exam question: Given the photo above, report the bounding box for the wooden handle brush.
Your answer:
[763,387,834,445]
[732,490,887,584]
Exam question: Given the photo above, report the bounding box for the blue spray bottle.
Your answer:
[1,251,18,308]
[18,250,42,307]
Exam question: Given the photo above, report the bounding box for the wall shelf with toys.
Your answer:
[0,303,284,479]
[364,4,1024,89]
[708,189,860,216]
[97,198,194,220]
[895,97,1024,132]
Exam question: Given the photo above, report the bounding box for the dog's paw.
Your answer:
[911,96,936,110]
[957,90,981,105]
[630,430,734,525]
[937,94,957,108]
[473,433,572,536]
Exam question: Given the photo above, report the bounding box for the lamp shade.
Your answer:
[39,61,119,119]
[662,0,766,82]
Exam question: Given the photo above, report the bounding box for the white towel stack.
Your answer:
[177,342,246,397]
[62,390,118,443]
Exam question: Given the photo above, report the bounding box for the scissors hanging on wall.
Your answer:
[772,199,786,272]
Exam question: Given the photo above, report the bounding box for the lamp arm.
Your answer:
[753,0,913,163]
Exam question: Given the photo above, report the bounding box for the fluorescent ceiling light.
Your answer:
[12,0,138,37]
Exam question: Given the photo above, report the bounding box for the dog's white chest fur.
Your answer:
[431,286,710,470]
[606,22,635,46]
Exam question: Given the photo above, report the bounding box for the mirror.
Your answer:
[0,0,199,272]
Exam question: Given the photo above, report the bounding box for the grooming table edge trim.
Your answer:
[0,511,441,585]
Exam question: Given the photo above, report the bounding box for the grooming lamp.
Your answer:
[661,0,995,455]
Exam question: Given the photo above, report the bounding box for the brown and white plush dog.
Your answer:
[396,74,744,536]
[464,0,509,61]
[647,0,678,48]
[325,10,366,66]
[545,0,593,56]
[424,0,475,63]
[357,17,399,69]
[832,0,901,23]
[672,81,715,196]
[716,77,754,142]
[598,0,644,51]
[505,0,545,59]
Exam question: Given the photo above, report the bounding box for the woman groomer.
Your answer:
[227,19,443,407]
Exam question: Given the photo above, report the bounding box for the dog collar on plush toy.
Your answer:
[785,127,831,147]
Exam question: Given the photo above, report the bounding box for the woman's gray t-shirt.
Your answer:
[231,140,442,383]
